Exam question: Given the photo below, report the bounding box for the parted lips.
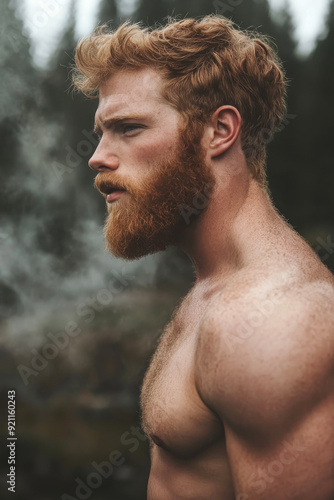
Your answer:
[94,175,127,197]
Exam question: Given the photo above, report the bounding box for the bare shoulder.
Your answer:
[195,269,334,429]
[198,267,334,351]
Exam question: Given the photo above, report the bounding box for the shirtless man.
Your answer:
[73,16,334,499]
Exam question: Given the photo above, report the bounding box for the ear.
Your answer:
[208,106,242,159]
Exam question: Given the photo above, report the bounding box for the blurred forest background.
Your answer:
[0,0,333,498]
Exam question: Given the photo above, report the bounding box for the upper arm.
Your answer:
[196,283,334,499]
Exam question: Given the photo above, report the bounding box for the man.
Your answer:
[73,16,334,499]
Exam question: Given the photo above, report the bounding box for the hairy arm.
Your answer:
[196,283,334,499]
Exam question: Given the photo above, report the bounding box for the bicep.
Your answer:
[224,397,334,500]
[195,290,334,499]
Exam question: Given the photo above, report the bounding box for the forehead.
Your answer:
[96,68,168,120]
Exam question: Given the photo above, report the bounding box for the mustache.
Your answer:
[94,174,133,195]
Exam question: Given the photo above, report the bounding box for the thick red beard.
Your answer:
[96,124,215,260]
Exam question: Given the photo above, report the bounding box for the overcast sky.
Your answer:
[21,0,331,67]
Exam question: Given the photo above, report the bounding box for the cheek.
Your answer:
[132,131,179,163]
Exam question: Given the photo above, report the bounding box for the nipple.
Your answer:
[149,433,165,448]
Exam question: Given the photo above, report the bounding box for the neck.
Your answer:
[176,172,288,284]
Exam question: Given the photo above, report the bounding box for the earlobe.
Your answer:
[210,106,242,159]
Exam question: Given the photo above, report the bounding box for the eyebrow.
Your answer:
[94,114,147,136]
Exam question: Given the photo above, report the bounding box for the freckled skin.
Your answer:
[89,68,334,500]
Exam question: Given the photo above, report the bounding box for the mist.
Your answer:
[0,1,181,353]
[0,0,333,499]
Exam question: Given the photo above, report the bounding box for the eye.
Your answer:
[120,124,144,136]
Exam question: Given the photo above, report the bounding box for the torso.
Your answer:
[141,283,236,499]
[140,244,334,500]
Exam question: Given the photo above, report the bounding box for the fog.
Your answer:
[0,0,176,352]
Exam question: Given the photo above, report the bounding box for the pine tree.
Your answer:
[133,0,167,25]
[98,0,119,25]
[301,0,334,226]
[264,2,302,220]
[0,0,36,218]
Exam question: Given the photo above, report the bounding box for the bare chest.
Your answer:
[140,297,223,458]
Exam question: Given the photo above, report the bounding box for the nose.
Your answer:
[88,140,119,172]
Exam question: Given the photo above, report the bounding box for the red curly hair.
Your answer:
[73,16,287,188]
